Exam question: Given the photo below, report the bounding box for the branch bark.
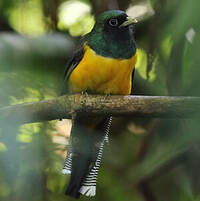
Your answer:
[0,95,200,124]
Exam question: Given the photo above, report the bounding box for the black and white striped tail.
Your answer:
[62,117,112,197]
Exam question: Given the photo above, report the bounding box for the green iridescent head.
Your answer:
[85,10,137,59]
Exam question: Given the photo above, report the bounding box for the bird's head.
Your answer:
[86,10,137,59]
[92,10,137,42]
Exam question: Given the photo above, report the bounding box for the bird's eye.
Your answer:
[109,18,118,27]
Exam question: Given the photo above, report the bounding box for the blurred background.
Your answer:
[1,0,200,200]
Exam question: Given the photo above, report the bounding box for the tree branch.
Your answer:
[0,95,200,124]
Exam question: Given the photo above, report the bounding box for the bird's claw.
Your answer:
[103,94,111,101]
[81,91,88,105]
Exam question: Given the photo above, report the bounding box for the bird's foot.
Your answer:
[81,91,88,96]
[81,91,88,105]
[103,94,111,101]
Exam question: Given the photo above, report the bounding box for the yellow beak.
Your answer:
[119,16,137,28]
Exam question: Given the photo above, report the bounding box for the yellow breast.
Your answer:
[69,44,137,95]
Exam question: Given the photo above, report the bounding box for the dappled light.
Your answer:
[58,0,95,36]
[126,0,154,20]
[8,0,47,36]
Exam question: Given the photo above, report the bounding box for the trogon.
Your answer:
[61,10,137,198]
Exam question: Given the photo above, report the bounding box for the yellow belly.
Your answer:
[69,44,137,95]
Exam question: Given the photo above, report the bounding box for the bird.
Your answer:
[61,10,137,199]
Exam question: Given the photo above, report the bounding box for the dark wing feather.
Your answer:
[130,68,135,95]
[61,47,84,95]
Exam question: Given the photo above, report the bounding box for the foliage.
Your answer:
[1,0,200,201]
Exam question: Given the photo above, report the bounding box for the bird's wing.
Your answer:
[61,46,84,95]
[130,68,135,95]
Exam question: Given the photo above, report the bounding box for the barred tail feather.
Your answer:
[78,133,106,196]
[65,155,90,198]
[62,169,71,174]
[62,137,72,174]
[79,186,96,197]
[62,117,112,198]
[62,153,72,174]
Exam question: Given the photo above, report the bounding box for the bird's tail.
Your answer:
[65,154,91,198]
[62,117,112,198]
